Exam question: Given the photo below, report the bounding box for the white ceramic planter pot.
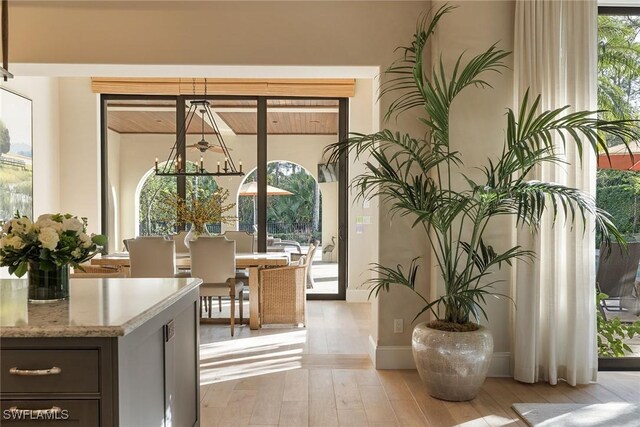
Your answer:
[412,322,493,401]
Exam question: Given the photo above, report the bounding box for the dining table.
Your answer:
[91,252,290,329]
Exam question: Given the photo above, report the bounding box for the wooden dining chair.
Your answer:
[190,236,244,336]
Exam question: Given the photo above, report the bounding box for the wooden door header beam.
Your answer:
[91,78,355,98]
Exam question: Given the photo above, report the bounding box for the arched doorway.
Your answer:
[237,161,322,243]
[135,161,219,236]
[237,161,339,295]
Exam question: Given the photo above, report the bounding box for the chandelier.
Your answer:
[155,79,243,177]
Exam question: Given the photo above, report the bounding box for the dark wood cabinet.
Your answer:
[0,286,200,426]
[1,400,100,426]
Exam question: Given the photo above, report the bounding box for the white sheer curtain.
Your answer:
[512,0,598,386]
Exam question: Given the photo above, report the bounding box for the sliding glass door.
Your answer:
[597,7,640,370]
[101,94,348,300]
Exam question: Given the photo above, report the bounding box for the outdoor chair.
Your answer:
[190,236,243,336]
[597,242,640,319]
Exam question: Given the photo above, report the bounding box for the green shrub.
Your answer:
[597,292,640,357]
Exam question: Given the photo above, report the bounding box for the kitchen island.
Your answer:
[0,277,202,426]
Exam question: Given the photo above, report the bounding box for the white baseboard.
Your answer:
[369,335,415,369]
[346,288,372,303]
[488,352,511,377]
[369,335,512,376]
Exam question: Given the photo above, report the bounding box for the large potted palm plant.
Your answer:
[327,5,639,401]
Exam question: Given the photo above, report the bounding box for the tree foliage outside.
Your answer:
[597,292,640,357]
[597,15,640,242]
[597,169,640,244]
[239,161,322,243]
[138,161,219,235]
[599,16,640,123]
[596,15,640,358]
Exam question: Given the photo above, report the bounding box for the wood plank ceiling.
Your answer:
[107,99,340,135]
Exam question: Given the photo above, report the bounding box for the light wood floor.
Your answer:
[199,301,640,427]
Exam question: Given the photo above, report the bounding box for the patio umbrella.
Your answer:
[238,182,293,197]
[238,181,293,229]
[598,141,640,171]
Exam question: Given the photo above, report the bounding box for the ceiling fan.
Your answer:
[186,139,226,154]
[185,108,229,154]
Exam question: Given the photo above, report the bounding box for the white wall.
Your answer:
[106,129,121,253]
[347,79,380,306]
[58,78,101,234]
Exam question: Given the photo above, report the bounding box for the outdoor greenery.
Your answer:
[327,5,639,328]
[595,15,640,358]
[239,161,322,243]
[138,161,218,235]
[596,15,640,245]
[138,160,322,243]
[596,169,640,242]
[597,292,640,357]
[598,16,640,124]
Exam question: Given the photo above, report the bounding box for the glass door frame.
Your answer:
[597,5,640,371]
[100,94,349,300]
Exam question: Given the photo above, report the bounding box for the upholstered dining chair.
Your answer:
[190,236,244,336]
[127,237,177,278]
[170,231,189,255]
[222,231,255,300]
[222,230,254,253]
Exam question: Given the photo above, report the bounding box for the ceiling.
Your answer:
[106,99,339,135]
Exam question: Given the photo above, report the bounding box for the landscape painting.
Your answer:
[0,87,33,222]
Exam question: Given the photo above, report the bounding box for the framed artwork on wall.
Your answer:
[0,87,33,221]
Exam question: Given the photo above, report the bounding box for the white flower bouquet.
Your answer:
[0,213,107,277]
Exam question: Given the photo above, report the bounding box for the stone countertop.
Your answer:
[0,278,202,338]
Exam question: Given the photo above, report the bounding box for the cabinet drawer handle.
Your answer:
[9,366,62,376]
[8,406,62,415]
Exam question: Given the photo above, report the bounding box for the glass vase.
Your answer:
[27,260,70,303]
[184,224,210,249]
